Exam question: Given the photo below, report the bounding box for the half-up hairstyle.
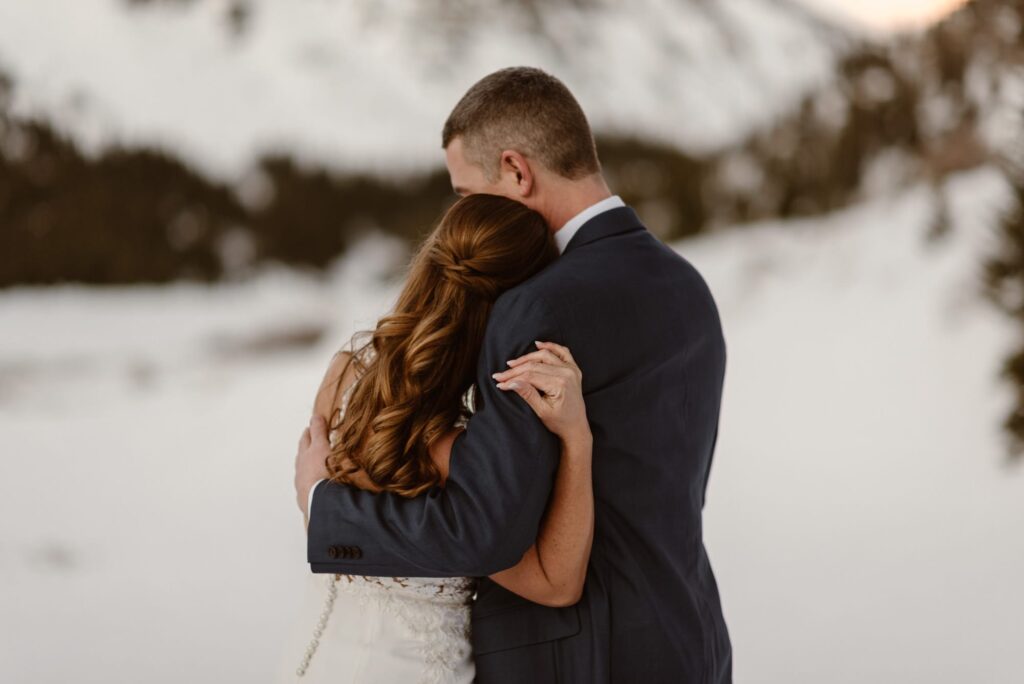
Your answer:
[325,193,558,497]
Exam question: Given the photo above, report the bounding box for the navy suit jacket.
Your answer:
[307,205,732,683]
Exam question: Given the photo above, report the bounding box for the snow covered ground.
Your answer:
[689,166,1024,683]
[1,165,1022,682]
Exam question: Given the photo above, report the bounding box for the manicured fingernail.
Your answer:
[534,340,542,347]
[507,359,517,366]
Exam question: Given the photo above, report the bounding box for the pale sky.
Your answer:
[799,0,971,32]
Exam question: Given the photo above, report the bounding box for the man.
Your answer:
[295,66,732,683]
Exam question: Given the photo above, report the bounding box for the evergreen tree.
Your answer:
[984,162,1024,460]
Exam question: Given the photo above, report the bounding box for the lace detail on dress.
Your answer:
[331,574,476,684]
[297,345,478,682]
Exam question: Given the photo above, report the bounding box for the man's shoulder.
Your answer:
[492,257,571,319]
[491,278,554,326]
[499,228,715,315]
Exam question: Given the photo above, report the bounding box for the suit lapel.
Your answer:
[561,206,646,256]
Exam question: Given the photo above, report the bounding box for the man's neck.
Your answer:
[543,174,614,232]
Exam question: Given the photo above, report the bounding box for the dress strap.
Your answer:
[295,573,340,677]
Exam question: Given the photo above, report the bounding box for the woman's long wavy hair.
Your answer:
[325,193,558,497]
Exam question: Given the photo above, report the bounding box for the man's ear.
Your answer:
[500,150,534,197]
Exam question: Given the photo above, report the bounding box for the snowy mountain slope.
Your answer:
[1,164,1021,682]
[0,0,847,180]
[703,0,1024,228]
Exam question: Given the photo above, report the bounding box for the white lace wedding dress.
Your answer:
[286,367,477,684]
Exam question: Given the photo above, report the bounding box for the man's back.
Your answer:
[471,206,732,683]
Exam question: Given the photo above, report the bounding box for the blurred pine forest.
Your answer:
[3,0,1024,459]
[2,0,1019,287]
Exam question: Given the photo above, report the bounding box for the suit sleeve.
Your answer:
[306,289,563,577]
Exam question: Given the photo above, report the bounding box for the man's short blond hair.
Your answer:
[442,66,601,182]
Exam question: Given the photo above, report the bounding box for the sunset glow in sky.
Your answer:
[801,0,971,31]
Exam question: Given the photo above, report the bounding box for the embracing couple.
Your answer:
[291,66,732,683]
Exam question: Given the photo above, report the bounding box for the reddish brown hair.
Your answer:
[325,193,558,496]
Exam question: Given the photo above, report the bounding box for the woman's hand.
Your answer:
[492,340,590,443]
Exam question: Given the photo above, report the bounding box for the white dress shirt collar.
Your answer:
[553,194,626,254]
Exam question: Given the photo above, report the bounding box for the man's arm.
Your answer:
[306,289,563,577]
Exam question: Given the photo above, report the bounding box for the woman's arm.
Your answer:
[312,350,359,425]
[303,349,379,531]
[486,341,593,607]
[303,350,352,532]
[488,429,593,606]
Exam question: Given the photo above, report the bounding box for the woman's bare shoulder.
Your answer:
[312,349,362,422]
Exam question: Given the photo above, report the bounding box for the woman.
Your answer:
[289,193,594,682]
